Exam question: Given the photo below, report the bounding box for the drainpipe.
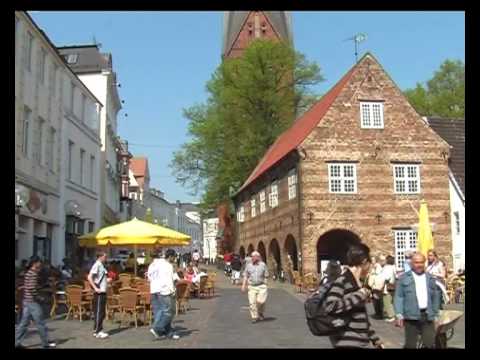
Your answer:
[296,153,304,276]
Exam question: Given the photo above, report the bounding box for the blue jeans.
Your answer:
[15,301,50,348]
[151,293,175,337]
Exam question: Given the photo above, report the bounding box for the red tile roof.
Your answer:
[237,63,357,193]
[130,157,148,178]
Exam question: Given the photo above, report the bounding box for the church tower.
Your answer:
[222,11,293,59]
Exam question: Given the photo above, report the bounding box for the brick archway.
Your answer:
[247,244,254,256]
[257,241,267,263]
[284,234,299,271]
[268,239,282,274]
[317,229,362,273]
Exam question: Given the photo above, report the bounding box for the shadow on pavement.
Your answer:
[108,327,132,336]
[259,317,276,322]
[173,326,199,337]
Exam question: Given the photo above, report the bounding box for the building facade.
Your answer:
[15,12,102,266]
[57,45,126,227]
[203,217,219,262]
[427,117,465,272]
[233,53,452,275]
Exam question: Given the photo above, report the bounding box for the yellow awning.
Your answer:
[417,200,434,258]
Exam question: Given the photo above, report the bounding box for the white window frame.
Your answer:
[328,163,357,194]
[36,117,45,165]
[237,206,245,223]
[90,155,95,191]
[68,141,74,181]
[259,191,266,213]
[80,149,85,185]
[288,169,297,200]
[360,101,384,129]
[81,93,86,122]
[393,164,421,194]
[269,181,279,208]
[394,230,418,271]
[22,107,31,157]
[48,127,55,172]
[39,48,46,85]
[251,198,256,218]
[454,211,460,235]
[25,31,33,72]
[70,82,75,112]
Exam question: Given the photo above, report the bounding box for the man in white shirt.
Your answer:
[88,252,112,339]
[147,249,180,340]
[394,253,441,348]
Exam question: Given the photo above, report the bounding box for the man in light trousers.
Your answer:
[241,251,269,323]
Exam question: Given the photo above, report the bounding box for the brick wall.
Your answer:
[226,11,283,59]
[299,55,452,274]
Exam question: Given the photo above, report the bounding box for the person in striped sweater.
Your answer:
[15,256,56,349]
[323,243,384,349]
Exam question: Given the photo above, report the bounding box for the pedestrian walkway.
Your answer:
[15,266,464,348]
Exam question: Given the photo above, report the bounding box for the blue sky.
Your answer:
[29,11,465,204]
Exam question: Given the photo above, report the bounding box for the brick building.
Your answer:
[232,53,452,275]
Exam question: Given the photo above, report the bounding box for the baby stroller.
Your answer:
[417,310,464,348]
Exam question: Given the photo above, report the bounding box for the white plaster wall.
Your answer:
[449,179,465,272]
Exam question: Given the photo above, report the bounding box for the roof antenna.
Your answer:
[92,35,102,49]
[344,33,367,63]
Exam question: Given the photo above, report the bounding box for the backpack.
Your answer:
[304,280,346,336]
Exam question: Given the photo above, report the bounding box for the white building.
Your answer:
[57,45,126,227]
[427,117,465,272]
[203,217,219,262]
[15,12,102,266]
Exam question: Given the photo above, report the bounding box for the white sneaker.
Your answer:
[150,328,160,339]
[170,333,180,340]
[95,331,109,339]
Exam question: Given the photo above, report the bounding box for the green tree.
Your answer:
[404,59,464,118]
[171,40,323,210]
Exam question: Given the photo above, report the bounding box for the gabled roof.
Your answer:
[130,157,149,178]
[426,117,465,196]
[237,59,359,193]
[222,11,293,57]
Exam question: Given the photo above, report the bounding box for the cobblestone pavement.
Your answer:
[15,267,464,349]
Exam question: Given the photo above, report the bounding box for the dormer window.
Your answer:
[66,54,78,64]
[360,101,384,129]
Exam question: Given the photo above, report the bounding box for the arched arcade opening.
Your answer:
[316,229,362,274]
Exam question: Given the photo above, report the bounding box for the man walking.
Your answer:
[394,253,441,348]
[241,251,269,323]
[88,251,111,339]
[148,249,180,340]
[15,256,57,349]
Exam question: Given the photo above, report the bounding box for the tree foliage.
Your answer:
[171,40,323,210]
[404,59,464,118]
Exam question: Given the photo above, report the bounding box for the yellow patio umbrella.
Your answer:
[78,229,103,248]
[78,217,191,275]
[417,200,434,259]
